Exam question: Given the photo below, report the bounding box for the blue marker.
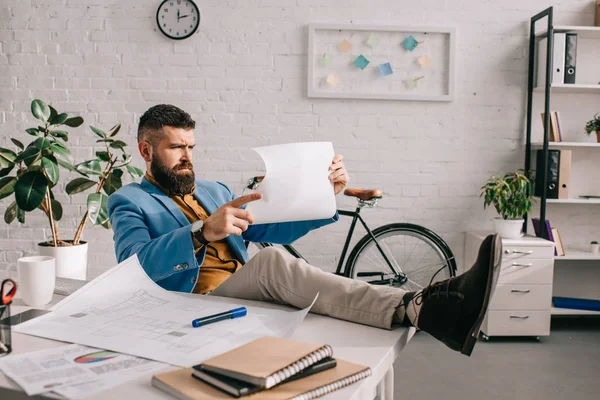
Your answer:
[191,307,247,328]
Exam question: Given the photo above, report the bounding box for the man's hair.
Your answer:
[137,104,196,145]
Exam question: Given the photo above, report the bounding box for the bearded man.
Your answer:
[107,104,502,357]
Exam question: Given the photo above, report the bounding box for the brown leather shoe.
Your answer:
[402,234,502,356]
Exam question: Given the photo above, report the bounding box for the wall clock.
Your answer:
[156,0,200,40]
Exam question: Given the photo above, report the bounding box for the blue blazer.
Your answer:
[107,177,338,292]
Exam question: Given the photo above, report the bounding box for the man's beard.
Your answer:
[150,156,196,196]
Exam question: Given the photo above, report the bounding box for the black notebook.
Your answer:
[192,358,337,398]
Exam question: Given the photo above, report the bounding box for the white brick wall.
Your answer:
[1,0,599,278]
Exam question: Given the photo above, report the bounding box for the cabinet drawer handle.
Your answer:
[511,263,533,267]
[509,315,530,319]
[510,289,531,293]
[505,249,533,255]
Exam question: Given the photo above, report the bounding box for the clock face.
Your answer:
[156,0,200,40]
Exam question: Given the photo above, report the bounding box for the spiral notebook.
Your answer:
[152,358,371,400]
[197,336,333,389]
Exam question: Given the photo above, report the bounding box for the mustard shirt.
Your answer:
[145,173,242,294]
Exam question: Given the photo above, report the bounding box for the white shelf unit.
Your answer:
[527,10,600,319]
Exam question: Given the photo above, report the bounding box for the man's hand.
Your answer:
[329,154,349,195]
[202,193,262,242]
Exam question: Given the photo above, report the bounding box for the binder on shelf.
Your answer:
[536,36,566,87]
[557,149,571,199]
[531,218,557,255]
[564,33,577,84]
[553,297,600,312]
[551,228,565,256]
[540,112,559,142]
[596,1,600,27]
[534,149,560,198]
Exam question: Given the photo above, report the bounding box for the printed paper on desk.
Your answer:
[14,255,317,368]
[245,142,337,224]
[0,344,167,397]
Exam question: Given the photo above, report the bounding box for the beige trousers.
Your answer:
[210,247,407,329]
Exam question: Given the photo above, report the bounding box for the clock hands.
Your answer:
[179,14,189,19]
[176,9,189,22]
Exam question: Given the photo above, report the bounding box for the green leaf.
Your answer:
[110,140,127,150]
[96,151,111,162]
[121,154,132,166]
[49,143,73,164]
[0,148,17,168]
[16,205,25,223]
[57,159,75,172]
[0,176,17,200]
[25,128,40,136]
[50,130,69,141]
[15,170,48,211]
[31,99,51,123]
[14,146,41,167]
[33,137,52,151]
[51,199,63,221]
[112,168,123,178]
[87,192,109,225]
[41,155,59,185]
[4,201,17,224]
[108,123,121,137]
[11,139,24,150]
[66,177,97,195]
[96,139,114,144]
[52,113,68,125]
[48,105,58,124]
[126,164,144,178]
[64,116,84,127]
[76,160,102,176]
[103,171,122,196]
[100,219,111,229]
[0,166,14,178]
[90,125,107,139]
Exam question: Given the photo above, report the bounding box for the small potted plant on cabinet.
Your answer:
[0,100,143,279]
[585,113,600,143]
[480,170,534,239]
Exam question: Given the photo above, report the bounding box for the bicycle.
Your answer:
[244,177,457,291]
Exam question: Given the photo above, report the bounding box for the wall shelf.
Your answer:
[534,84,600,93]
[551,307,600,316]
[535,25,600,39]
[531,142,600,148]
[533,197,600,204]
[556,248,600,260]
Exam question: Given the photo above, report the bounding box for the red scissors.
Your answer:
[1,279,16,305]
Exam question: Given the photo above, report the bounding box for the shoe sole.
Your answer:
[460,234,502,356]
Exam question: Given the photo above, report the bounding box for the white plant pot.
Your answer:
[38,241,88,280]
[493,218,524,239]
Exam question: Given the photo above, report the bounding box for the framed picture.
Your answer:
[307,24,455,101]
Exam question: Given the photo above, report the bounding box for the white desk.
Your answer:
[0,294,415,400]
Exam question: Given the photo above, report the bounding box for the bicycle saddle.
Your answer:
[343,188,383,200]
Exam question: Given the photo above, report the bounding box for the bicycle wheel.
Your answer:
[345,223,457,292]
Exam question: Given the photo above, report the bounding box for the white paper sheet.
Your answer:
[15,255,316,368]
[0,344,167,397]
[245,142,337,224]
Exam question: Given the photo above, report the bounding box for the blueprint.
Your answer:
[245,142,338,224]
[15,255,316,367]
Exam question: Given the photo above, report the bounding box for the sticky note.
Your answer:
[338,39,352,53]
[320,53,334,66]
[325,73,340,87]
[418,55,432,68]
[402,35,419,51]
[407,76,424,89]
[366,34,380,48]
[378,62,393,76]
[353,55,370,70]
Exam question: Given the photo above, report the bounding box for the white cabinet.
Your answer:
[465,232,555,338]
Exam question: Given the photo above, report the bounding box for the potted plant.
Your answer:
[585,113,600,143]
[480,170,534,239]
[0,99,143,279]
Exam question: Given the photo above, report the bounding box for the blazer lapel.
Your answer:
[194,184,248,263]
[141,178,189,228]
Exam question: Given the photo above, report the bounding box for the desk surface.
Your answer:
[1,294,414,400]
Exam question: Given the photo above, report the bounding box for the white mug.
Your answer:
[5,256,56,307]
